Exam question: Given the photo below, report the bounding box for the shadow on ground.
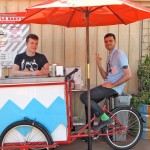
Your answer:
[56,138,150,150]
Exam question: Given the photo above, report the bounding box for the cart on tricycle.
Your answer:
[0,73,144,150]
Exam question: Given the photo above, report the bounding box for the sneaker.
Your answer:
[94,118,113,131]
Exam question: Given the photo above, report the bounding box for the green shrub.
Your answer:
[131,55,150,106]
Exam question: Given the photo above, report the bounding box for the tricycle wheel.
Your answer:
[103,107,143,150]
[0,120,54,150]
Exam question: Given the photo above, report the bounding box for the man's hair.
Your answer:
[26,34,39,43]
[104,33,116,40]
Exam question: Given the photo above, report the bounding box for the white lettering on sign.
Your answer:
[0,17,24,23]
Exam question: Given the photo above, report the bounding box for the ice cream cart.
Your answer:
[0,77,70,149]
[0,75,144,150]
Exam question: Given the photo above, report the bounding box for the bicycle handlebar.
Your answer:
[65,68,78,81]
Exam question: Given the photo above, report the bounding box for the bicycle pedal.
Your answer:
[92,134,100,140]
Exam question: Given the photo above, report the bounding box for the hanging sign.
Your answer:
[0,12,26,24]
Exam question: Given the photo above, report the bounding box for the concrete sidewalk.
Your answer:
[56,139,150,150]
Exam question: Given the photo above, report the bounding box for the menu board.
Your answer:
[0,52,17,67]
[0,24,29,67]
[0,12,29,67]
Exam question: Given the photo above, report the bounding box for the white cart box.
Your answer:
[0,78,68,142]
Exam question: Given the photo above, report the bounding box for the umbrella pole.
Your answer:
[85,10,92,150]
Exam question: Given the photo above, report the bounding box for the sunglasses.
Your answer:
[107,60,112,73]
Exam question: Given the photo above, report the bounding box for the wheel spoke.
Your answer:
[104,108,142,149]
[0,121,52,150]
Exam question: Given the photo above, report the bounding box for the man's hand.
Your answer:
[22,69,42,76]
[96,53,108,79]
[32,70,43,76]
[96,53,102,67]
[101,82,114,88]
[22,68,30,72]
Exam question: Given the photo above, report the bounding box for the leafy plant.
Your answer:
[137,55,150,90]
[131,55,150,107]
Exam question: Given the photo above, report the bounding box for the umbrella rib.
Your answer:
[107,6,127,25]
[66,10,76,27]
[21,8,46,22]
[75,6,103,14]
[74,7,86,13]
[90,6,103,13]
[66,7,87,27]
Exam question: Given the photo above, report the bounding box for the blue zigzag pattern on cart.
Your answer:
[0,96,67,135]
[17,126,32,137]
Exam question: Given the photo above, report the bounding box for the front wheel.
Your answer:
[103,107,143,150]
[0,120,54,150]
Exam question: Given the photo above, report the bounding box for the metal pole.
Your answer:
[85,10,92,150]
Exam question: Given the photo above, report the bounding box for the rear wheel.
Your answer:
[103,107,143,150]
[0,120,54,150]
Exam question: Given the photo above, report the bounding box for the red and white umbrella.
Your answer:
[21,0,150,26]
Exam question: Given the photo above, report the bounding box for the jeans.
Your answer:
[80,85,118,126]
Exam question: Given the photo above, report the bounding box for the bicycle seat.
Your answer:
[108,92,118,99]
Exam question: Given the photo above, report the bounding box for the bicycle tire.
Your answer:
[103,106,143,150]
[0,120,54,150]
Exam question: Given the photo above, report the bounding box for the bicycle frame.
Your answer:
[69,104,127,143]
[54,82,127,145]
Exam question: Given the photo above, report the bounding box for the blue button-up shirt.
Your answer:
[104,48,128,94]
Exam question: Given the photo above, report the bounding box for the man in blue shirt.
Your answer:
[80,33,132,129]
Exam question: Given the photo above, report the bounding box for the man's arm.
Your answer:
[97,63,108,80]
[102,66,132,88]
[96,53,108,79]
[112,66,132,87]
[11,63,49,77]
[39,63,49,75]
[11,64,33,77]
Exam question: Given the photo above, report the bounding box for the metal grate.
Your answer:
[141,19,150,60]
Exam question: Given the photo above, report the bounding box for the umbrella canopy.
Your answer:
[21,0,150,26]
[21,1,150,149]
